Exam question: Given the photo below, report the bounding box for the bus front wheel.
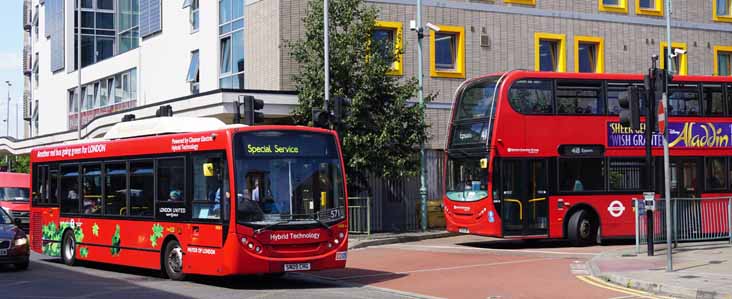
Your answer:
[61,231,77,266]
[568,209,597,247]
[163,240,186,281]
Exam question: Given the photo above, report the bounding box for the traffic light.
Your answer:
[237,95,264,125]
[155,105,173,117]
[312,108,331,128]
[333,96,351,126]
[619,86,641,130]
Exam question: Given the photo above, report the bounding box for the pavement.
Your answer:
[589,240,732,299]
[348,229,456,249]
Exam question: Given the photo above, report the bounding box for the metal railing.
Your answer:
[348,197,371,236]
[635,197,732,254]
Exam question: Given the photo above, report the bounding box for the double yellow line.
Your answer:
[576,275,673,299]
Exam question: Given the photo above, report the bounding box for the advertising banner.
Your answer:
[607,122,732,148]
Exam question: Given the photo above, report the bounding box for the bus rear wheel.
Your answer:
[61,231,77,266]
[568,209,597,247]
[163,240,186,281]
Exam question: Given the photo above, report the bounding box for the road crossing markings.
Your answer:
[576,275,672,299]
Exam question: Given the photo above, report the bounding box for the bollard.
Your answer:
[644,194,655,257]
[634,199,640,255]
[366,197,371,239]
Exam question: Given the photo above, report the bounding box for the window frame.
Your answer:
[714,0,732,22]
[598,0,628,14]
[660,41,688,75]
[374,20,403,76]
[713,45,732,76]
[574,36,604,73]
[429,24,466,79]
[534,32,567,72]
[636,0,663,16]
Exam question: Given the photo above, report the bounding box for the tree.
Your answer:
[0,154,30,173]
[288,0,431,191]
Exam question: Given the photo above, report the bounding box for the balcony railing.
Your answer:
[23,0,32,31]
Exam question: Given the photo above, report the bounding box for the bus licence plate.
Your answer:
[284,263,311,272]
[458,227,469,234]
[0,249,6,256]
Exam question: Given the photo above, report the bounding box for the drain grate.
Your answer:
[680,275,700,279]
[709,260,724,264]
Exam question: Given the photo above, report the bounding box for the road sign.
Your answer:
[658,94,666,133]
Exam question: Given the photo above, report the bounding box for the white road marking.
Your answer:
[322,257,555,280]
[382,244,600,256]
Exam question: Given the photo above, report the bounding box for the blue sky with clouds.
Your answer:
[0,0,26,138]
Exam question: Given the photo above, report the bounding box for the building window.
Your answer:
[574,36,604,73]
[219,0,244,89]
[504,0,536,5]
[67,68,137,130]
[372,21,403,76]
[714,46,732,76]
[714,0,732,22]
[118,0,140,53]
[183,0,200,32]
[33,53,39,88]
[534,32,566,72]
[660,41,687,75]
[429,24,465,78]
[187,50,200,94]
[637,0,663,16]
[74,0,116,69]
[33,5,39,42]
[598,0,628,14]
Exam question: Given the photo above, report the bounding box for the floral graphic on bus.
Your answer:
[150,223,164,248]
[92,223,99,237]
[74,225,89,259]
[111,225,121,256]
[41,221,70,257]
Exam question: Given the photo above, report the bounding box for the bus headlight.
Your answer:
[338,232,344,239]
[240,237,247,245]
[248,243,254,249]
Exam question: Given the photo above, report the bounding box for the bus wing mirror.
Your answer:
[203,163,215,177]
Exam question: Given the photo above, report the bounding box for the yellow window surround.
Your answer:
[713,45,732,76]
[598,0,628,14]
[534,32,567,72]
[504,0,536,5]
[429,24,466,79]
[659,41,688,75]
[636,0,663,16]
[574,36,604,73]
[714,0,732,22]
[374,20,403,76]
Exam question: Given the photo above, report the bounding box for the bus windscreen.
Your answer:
[233,131,346,226]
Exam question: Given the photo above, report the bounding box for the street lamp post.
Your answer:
[415,0,428,231]
[4,81,11,137]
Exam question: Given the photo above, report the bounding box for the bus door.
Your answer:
[500,159,550,236]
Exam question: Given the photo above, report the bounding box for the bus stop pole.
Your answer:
[664,0,673,272]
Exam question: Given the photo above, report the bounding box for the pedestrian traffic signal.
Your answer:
[619,86,641,130]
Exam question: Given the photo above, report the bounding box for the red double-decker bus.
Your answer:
[444,70,732,245]
[30,117,348,279]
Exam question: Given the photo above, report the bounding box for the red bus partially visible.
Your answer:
[0,173,30,231]
[30,117,348,279]
[444,70,732,245]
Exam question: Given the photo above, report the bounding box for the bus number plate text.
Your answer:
[458,227,469,234]
[284,263,311,272]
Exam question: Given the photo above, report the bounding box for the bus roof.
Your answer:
[0,173,29,188]
[468,70,732,87]
[103,117,244,140]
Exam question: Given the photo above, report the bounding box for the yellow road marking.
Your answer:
[576,275,672,299]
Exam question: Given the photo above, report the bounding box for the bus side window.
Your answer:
[192,152,228,221]
[130,160,154,217]
[60,164,80,214]
[33,165,47,205]
[48,165,59,205]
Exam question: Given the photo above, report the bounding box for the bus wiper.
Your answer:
[254,220,290,234]
[310,214,331,230]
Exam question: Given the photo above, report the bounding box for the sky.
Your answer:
[0,0,27,139]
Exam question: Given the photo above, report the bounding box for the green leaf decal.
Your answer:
[111,225,121,256]
[80,247,89,258]
[92,223,99,237]
[74,226,84,243]
[150,223,164,248]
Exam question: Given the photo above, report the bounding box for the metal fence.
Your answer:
[635,197,732,253]
[348,197,371,235]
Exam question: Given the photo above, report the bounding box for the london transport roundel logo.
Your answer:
[608,200,626,218]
